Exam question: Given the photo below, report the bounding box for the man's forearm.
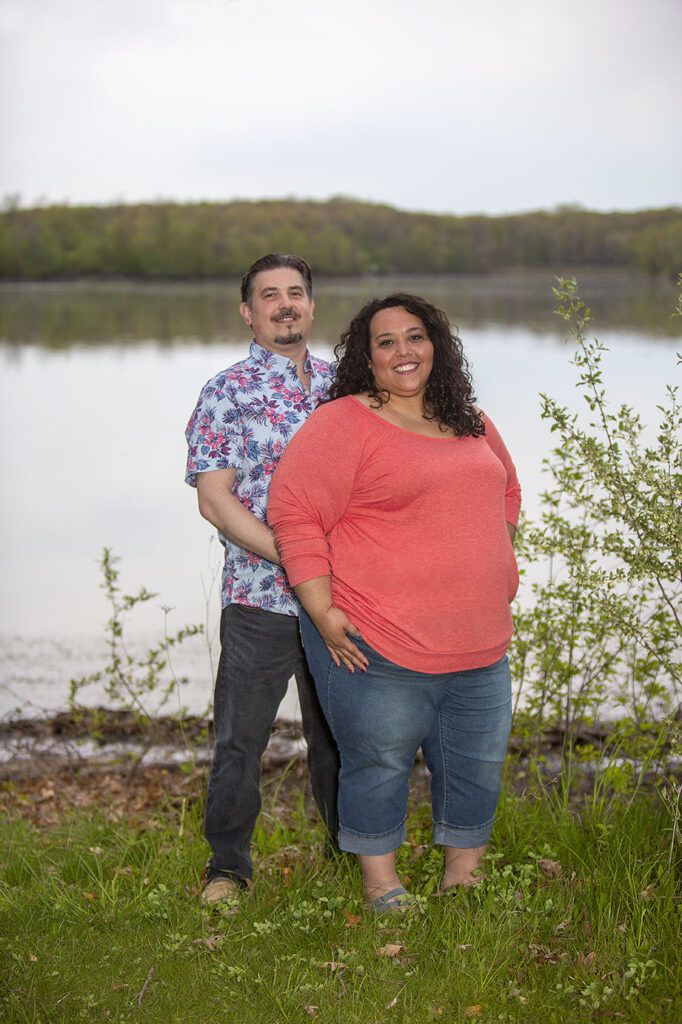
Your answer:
[199,489,281,564]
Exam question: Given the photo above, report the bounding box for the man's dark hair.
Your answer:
[328,292,485,437]
[240,253,314,305]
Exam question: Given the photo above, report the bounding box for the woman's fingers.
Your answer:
[339,616,369,670]
[323,636,368,673]
[316,607,369,672]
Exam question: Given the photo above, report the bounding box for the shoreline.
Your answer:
[2,708,679,831]
[2,706,677,787]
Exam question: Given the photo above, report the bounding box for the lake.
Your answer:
[1,270,680,721]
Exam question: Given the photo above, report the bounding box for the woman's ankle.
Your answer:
[441,845,487,890]
[358,852,404,904]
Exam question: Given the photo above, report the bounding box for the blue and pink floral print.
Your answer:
[185,341,333,615]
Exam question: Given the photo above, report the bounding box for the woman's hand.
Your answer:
[312,606,369,673]
[294,576,369,673]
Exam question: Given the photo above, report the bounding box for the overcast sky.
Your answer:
[1,0,680,215]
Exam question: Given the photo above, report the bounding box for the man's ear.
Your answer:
[239,301,252,328]
[310,298,315,319]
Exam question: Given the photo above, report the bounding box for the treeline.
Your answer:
[0,197,680,279]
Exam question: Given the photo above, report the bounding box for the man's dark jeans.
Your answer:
[205,603,339,883]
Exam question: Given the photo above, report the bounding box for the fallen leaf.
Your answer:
[304,1006,319,1018]
[320,961,347,971]
[555,918,570,932]
[640,884,655,901]
[344,911,362,928]
[385,995,400,1009]
[191,935,223,950]
[456,944,472,951]
[29,954,38,962]
[528,943,563,964]
[379,943,407,958]
[83,891,99,900]
[464,1006,483,1017]
[579,951,596,969]
[538,858,562,877]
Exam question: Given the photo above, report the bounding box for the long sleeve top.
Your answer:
[267,396,521,673]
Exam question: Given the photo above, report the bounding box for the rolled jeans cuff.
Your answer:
[433,814,495,849]
[338,819,407,856]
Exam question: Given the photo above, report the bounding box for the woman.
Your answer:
[268,293,520,911]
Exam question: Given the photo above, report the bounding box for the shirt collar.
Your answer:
[250,339,314,377]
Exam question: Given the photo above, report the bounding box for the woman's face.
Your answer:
[368,306,434,399]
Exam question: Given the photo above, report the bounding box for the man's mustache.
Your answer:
[272,308,300,322]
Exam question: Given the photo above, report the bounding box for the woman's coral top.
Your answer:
[267,396,521,673]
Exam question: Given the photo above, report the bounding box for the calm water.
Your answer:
[1,271,680,720]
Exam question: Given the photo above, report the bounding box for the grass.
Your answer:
[1,768,680,1023]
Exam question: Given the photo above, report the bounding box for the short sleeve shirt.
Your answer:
[185,341,333,615]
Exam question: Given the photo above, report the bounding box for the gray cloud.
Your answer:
[1,0,680,213]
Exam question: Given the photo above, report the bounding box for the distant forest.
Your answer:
[0,198,680,279]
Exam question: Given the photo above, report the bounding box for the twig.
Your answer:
[667,782,682,871]
[336,967,347,1001]
[162,606,195,772]
[136,965,154,1006]
[385,984,407,1010]
[124,738,156,784]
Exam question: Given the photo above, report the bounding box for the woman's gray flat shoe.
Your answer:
[369,887,413,914]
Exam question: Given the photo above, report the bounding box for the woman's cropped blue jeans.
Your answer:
[300,611,512,856]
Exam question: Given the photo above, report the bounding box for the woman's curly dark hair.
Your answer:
[328,293,485,437]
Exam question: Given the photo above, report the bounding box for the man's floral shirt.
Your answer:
[185,341,333,616]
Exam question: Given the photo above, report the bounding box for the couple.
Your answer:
[185,253,521,912]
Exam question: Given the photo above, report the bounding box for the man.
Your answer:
[185,253,339,901]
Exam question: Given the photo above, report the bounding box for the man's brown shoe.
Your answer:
[201,875,242,903]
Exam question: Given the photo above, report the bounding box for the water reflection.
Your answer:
[1,270,680,350]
